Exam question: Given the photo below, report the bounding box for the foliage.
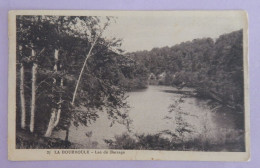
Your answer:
[105,130,245,151]
[117,55,149,90]
[16,15,134,137]
[105,133,175,150]
[129,30,244,112]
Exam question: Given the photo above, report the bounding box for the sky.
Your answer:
[103,11,247,52]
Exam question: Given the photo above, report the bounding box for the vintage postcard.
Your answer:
[8,10,249,161]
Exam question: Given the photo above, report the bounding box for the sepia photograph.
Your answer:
[8,10,249,161]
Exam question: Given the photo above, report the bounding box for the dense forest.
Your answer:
[128,30,244,113]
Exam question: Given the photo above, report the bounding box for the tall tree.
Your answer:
[18,45,26,129]
[29,47,37,132]
[45,49,60,137]
[65,18,116,141]
[16,15,132,142]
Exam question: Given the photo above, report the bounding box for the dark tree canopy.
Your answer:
[16,15,134,135]
[128,30,244,112]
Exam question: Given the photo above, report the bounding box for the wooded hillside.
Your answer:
[128,30,244,112]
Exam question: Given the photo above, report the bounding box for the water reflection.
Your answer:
[54,85,244,151]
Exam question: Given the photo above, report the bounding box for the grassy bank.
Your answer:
[105,132,245,152]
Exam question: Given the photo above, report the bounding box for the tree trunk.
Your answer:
[65,124,70,142]
[65,36,99,141]
[30,48,37,132]
[44,89,62,137]
[44,109,56,137]
[44,49,62,137]
[54,78,63,127]
[66,25,106,141]
[19,45,26,129]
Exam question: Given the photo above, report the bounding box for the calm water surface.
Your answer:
[54,85,241,149]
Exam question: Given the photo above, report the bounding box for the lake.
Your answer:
[54,85,244,150]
